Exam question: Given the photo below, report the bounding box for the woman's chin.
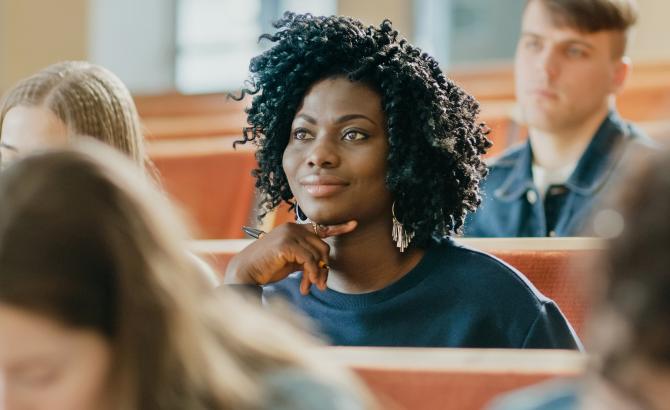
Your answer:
[311,217,348,226]
[305,210,351,226]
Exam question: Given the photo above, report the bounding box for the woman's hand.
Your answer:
[224,221,357,295]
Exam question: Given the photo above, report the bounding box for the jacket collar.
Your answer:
[493,141,535,201]
[494,111,631,201]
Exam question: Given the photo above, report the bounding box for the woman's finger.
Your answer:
[297,220,357,238]
[319,220,358,238]
[299,273,311,295]
[302,235,331,267]
[291,248,320,295]
[317,265,328,291]
[296,238,324,271]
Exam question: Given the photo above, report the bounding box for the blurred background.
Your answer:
[1,0,669,240]
[2,0,669,94]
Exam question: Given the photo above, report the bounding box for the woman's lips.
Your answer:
[304,184,348,197]
[300,175,349,198]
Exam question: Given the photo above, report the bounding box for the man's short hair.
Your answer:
[527,0,639,57]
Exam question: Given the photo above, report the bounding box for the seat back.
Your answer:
[150,138,257,239]
[325,347,585,410]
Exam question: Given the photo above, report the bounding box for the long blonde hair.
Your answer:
[0,61,146,166]
[0,141,369,409]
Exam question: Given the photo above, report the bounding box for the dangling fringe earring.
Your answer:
[392,202,414,252]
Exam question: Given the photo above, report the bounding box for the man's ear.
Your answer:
[611,56,631,95]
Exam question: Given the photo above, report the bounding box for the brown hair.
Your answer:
[527,0,639,56]
[0,141,369,409]
[587,150,670,399]
[0,61,146,166]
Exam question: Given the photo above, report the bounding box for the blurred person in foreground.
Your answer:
[0,141,371,410]
[489,148,670,409]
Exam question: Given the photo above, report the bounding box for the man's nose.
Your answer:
[537,48,560,81]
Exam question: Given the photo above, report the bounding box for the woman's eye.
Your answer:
[343,130,368,141]
[292,129,312,140]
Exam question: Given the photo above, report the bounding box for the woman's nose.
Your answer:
[306,136,340,169]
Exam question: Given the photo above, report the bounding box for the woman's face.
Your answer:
[283,77,392,225]
[0,304,112,410]
[1,105,69,167]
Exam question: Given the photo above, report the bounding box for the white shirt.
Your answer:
[532,161,577,200]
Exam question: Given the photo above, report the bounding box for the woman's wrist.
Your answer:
[223,256,257,285]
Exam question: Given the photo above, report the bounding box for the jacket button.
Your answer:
[526,190,538,204]
[549,230,557,237]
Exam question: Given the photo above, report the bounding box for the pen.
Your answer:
[242,226,266,239]
[241,225,329,270]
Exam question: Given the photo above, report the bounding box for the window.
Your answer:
[414,0,525,67]
[176,0,336,93]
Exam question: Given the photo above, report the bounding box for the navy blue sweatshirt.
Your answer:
[263,238,581,349]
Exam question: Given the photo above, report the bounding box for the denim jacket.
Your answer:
[463,111,654,237]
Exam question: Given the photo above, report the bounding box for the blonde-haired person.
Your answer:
[0,61,145,167]
[0,140,371,410]
[0,61,223,285]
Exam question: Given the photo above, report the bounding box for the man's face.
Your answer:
[514,0,629,133]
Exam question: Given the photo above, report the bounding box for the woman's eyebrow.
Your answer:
[0,142,19,152]
[294,113,378,126]
[336,114,377,126]
[294,113,317,124]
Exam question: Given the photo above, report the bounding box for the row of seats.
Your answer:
[149,137,257,238]
[326,347,584,410]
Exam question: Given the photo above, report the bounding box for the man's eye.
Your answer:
[524,38,542,50]
[566,47,586,58]
[343,130,368,141]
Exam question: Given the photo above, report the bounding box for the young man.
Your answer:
[464,0,653,237]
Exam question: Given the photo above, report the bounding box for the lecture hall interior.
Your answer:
[0,0,670,410]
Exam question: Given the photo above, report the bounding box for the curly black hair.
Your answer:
[235,12,491,247]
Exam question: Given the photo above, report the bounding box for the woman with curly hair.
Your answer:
[226,13,580,349]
